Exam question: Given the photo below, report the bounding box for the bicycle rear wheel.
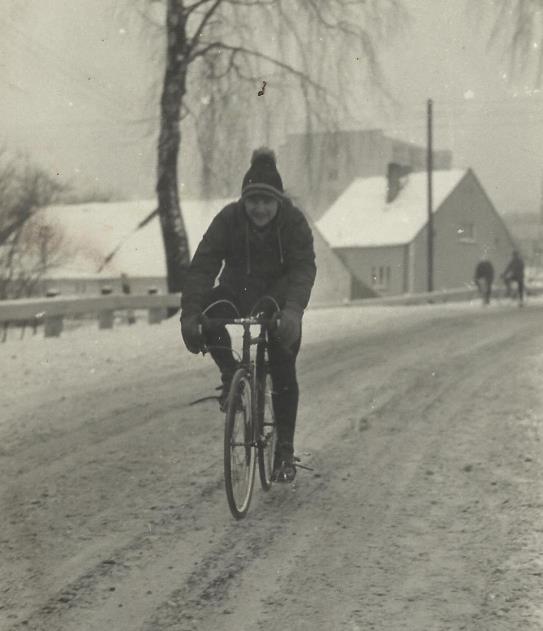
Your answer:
[224,368,256,519]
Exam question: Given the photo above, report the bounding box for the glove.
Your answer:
[276,305,302,350]
[180,313,203,354]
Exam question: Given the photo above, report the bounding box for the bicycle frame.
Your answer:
[202,314,272,370]
[202,313,276,519]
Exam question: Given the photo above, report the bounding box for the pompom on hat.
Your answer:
[241,147,284,202]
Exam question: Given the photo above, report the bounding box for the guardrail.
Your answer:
[1,285,539,341]
[0,293,181,340]
[310,286,479,310]
[312,285,543,310]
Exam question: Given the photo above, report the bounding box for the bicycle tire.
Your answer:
[256,341,276,491]
[224,368,256,519]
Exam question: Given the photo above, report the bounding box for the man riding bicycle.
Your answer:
[180,147,316,482]
[501,250,525,306]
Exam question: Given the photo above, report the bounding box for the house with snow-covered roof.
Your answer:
[36,198,229,296]
[316,164,517,298]
[278,128,453,220]
[34,198,352,305]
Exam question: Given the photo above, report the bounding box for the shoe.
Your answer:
[272,450,296,483]
[218,383,231,412]
[218,383,230,412]
[218,370,235,412]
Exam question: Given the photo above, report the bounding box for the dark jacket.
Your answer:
[503,255,524,281]
[181,199,316,317]
[474,260,494,282]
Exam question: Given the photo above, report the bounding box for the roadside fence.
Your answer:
[1,285,540,342]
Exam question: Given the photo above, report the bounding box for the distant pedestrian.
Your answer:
[121,273,136,324]
[474,259,494,305]
[501,250,525,306]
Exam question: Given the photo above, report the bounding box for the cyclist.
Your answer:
[473,258,494,305]
[501,250,525,306]
[180,147,316,482]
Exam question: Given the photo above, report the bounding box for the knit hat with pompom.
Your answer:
[241,148,284,202]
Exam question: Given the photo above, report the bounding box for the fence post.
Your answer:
[98,286,114,329]
[44,289,63,338]
[121,273,136,324]
[147,287,165,324]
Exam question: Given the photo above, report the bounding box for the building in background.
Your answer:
[36,199,225,297]
[316,165,516,298]
[279,128,453,219]
[501,212,543,268]
[34,199,351,306]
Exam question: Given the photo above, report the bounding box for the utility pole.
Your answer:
[427,98,434,293]
[538,170,543,269]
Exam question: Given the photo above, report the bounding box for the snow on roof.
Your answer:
[41,198,231,279]
[316,169,468,248]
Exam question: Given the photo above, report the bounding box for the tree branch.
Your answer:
[186,0,222,52]
[190,41,331,96]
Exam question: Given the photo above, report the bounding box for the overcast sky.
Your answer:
[1,0,542,216]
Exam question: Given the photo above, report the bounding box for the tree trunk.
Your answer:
[156,0,191,295]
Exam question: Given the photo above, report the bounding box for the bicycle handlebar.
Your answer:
[201,314,278,328]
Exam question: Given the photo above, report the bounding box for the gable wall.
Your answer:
[410,171,517,292]
[335,245,407,297]
[309,224,352,305]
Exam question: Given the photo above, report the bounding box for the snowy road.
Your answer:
[2,299,543,630]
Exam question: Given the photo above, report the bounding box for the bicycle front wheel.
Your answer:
[257,371,276,491]
[255,340,276,492]
[224,368,256,519]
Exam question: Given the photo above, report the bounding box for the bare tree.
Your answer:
[0,149,68,299]
[481,0,543,86]
[0,216,72,299]
[0,151,63,246]
[144,0,406,294]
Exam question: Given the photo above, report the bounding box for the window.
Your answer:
[328,140,339,158]
[457,222,476,242]
[371,265,391,289]
[328,166,339,181]
[327,138,339,180]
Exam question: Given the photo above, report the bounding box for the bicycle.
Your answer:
[501,274,525,306]
[201,301,278,520]
[474,277,492,305]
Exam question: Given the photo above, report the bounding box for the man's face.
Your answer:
[244,194,279,227]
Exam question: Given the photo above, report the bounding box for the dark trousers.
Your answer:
[504,277,524,302]
[518,278,525,302]
[202,286,301,453]
[475,277,493,304]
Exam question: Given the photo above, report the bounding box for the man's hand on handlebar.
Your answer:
[180,312,204,354]
[273,306,301,350]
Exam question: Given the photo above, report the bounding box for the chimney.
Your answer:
[386,162,412,203]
